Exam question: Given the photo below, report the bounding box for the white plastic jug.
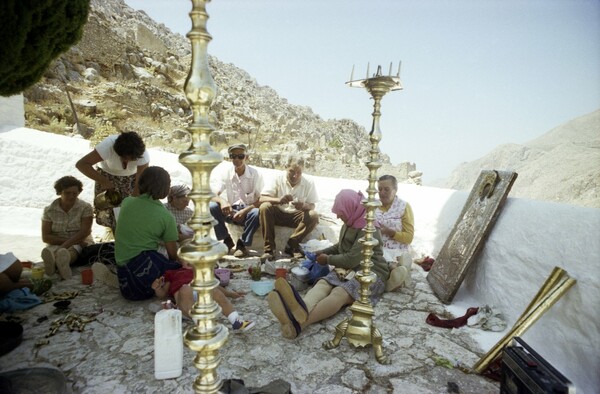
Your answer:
[154,308,183,379]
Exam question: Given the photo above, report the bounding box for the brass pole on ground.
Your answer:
[323,64,402,364]
[472,266,576,373]
[179,1,228,392]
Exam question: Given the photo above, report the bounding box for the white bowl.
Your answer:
[250,279,274,296]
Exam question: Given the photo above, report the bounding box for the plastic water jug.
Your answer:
[154,308,183,379]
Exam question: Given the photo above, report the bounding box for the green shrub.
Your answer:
[328,137,343,149]
[0,0,90,96]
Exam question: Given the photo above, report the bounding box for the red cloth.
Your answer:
[163,268,193,297]
[418,256,435,271]
[426,307,479,329]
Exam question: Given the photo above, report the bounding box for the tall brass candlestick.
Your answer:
[323,64,402,364]
[179,1,228,392]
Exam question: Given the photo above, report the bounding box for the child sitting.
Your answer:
[152,267,254,332]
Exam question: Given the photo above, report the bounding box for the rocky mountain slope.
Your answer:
[22,0,419,183]
[445,109,600,208]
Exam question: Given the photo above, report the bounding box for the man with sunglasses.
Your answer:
[210,144,263,257]
[259,156,319,262]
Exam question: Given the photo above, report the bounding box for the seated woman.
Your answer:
[114,166,182,301]
[164,185,194,243]
[0,253,32,295]
[267,189,389,339]
[375,174,415,291]
[0,253,52,297]
[76,131,149,234]
[41,176,94,280]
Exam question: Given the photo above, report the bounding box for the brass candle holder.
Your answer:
[323,63,403,364]
[179,1,228,392]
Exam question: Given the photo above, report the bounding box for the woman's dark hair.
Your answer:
[114,131,146,159]
[54,176,83,194]
[378,174,398,190]
[138,166,171,200]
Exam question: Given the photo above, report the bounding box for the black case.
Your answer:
[501,337,575,394]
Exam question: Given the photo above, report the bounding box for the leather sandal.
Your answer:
[274,277,308,323]
[267,290,300,339]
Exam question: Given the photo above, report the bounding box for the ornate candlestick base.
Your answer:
[179,1,228,392]
[323,64,402,365]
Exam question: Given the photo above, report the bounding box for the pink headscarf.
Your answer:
[332,189,366,229]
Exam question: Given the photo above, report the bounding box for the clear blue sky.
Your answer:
[124,0,600,184]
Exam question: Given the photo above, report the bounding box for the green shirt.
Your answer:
[115,194,178,266]
[321,225,389,281]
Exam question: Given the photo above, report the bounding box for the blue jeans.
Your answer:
[117,250,182,301]
[209,201,259,246]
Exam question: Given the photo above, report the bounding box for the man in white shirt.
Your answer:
[259,156,319,261]
[210,144,263,258]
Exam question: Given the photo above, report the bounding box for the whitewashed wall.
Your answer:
[0,128,598,392]
[0,95,25,132]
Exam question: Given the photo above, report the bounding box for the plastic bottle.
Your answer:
[154,305,183,379]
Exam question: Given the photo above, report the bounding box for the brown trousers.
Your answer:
[259,202,319,253]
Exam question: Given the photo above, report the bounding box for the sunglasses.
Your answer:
[229,153,246,160]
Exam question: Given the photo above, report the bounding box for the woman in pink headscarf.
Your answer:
[267,189,389,339]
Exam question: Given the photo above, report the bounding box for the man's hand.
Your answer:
[292,201,305,211]
[232,209,247,223]
[220,202,233,217]
[279,194,293,205]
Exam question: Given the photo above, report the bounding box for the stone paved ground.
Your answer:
[0,255,500,393]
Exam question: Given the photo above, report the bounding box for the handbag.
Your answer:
[301,252,330,285]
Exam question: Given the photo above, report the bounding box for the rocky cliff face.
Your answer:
[23,0,419,183]
[445,109,600,208]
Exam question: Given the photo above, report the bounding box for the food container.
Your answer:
[94,190,122,210]
[291,266,310,282]
[290,266,310,291]
[214,268,230,287]
[250,279,274,296]
[154,308,183,379]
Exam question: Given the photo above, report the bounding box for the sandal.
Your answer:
[274,277,308,324]
[267,290,300,339]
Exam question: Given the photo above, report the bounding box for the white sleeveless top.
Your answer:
[375,196,409,262]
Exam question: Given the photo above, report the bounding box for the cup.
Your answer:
[31,264,45,280]
[214,268,230,287]
[81,268,93,285]
[275,267,288,280]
